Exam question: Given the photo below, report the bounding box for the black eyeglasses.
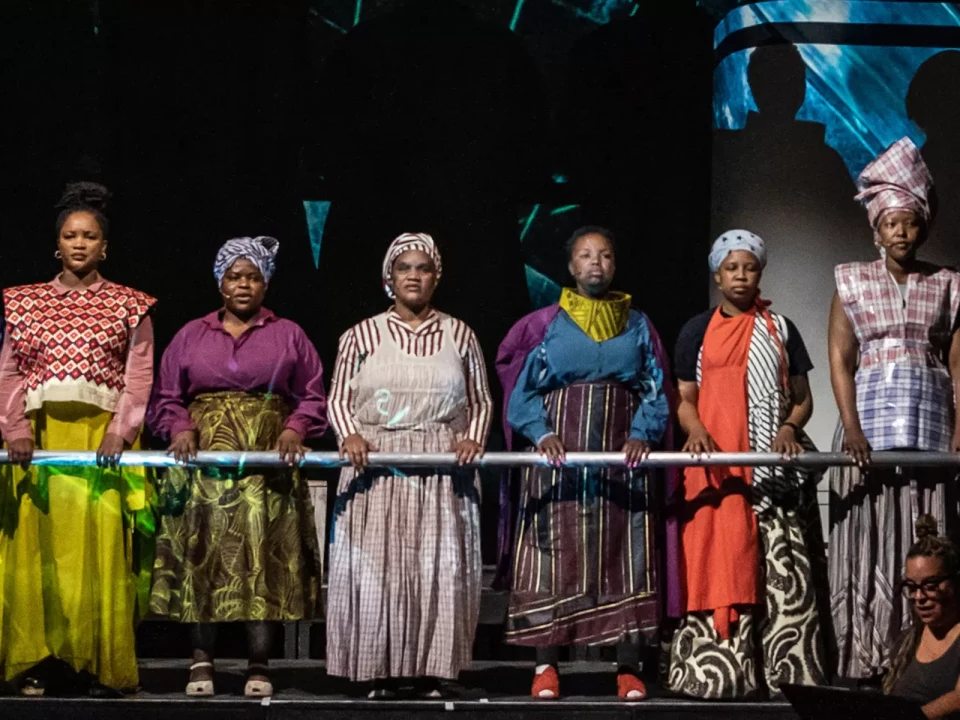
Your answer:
[901,575,950,599]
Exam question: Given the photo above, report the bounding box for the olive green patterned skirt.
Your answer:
[148,392,322,622]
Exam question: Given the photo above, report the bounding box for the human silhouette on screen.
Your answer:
[907,50,960,269]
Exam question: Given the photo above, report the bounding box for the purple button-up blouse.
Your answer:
[147,308,328,441]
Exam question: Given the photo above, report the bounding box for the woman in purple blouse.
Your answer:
[146,237,326,698]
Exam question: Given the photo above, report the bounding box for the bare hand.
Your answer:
[97,432,126,468]
[843,426,872,467]
[276,428,307,466]
[682,426,717,456]
[952,426,960,453]
[340,433,373,471]
[452,439,483,466]
[8,437,34,469]
[537,434,565,466]
[772,425,805,459]
[622,439,651,468]
[167,429,199,464]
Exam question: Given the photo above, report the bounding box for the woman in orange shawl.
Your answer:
[666,230,827,699]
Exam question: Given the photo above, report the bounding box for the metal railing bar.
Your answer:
[0,450,956,468]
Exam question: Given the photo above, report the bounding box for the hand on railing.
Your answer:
[276,429,307,466]
[537,435,565,466]
[96,432,125,469]
[340,434,373,471]
[842,427,872,468]
[622,439,651,469]
[452,439,483,466]
[772,426,804,460]
[682,426,717,456]
[8,437,34,469]
[168,429,199,464]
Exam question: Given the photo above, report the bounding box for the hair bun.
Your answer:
[56,181,111,213]
[916,514,939,540]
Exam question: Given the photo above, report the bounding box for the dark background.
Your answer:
[1,0,713,397]
[1,1,714,658]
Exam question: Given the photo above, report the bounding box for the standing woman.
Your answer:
[147,236,326,697]
[667,231,826,699]
[496,226,669,700]
[326,233,493,699]
[0,182,156,696]
[829,137,960,680]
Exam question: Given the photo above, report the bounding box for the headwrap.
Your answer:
[855,136,934,240]
[213,236,279,285]
[381,232,442,298]
[708,229,767,272]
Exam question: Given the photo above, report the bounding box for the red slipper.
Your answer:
[531,666,560,699]
[617,672,647,700]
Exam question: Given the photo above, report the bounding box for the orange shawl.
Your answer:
[680,305,767,639]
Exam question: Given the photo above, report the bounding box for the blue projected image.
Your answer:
[303,201,332,268]
[713,1,960,178]
[518,202,583,309]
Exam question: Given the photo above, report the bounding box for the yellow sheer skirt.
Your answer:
[0,402,154,689]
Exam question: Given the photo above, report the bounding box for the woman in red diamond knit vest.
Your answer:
[0,183,156,696]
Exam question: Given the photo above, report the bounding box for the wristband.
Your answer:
[781,421,801,434]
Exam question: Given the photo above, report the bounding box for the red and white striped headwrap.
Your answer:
[855,137,934,243]
[381,232,442,298]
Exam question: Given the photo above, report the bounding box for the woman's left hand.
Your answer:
[96,433,126,468]
[952,426,960,453]
[772,425,805,459]
[622,439,651,468]
[276,428,308,466]
[452,439,484,466]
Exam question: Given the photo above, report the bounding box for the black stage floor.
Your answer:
[0,661,803,720]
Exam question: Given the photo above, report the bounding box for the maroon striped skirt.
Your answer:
[505,382,659,647]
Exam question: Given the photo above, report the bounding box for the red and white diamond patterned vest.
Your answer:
[3,281,156,414]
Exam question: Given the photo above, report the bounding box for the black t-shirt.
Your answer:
[673,307,814,383]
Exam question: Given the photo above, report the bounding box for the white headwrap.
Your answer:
[381,232,442,298]
[708,229,766,272]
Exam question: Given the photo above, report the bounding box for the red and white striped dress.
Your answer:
[326,308,492,681]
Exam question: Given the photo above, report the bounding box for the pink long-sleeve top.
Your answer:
[0,276,155,444]
[147,308,328,441]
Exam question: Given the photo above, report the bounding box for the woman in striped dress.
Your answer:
[667,230,827,699]
[828,137,960,680]
[497,226,669,700]
[326,232,493,699]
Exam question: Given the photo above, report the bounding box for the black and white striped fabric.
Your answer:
[694,312,812,511]
[668,311,827,699]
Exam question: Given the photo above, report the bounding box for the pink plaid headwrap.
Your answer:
[381,232,442,298]
[855,137,934,243]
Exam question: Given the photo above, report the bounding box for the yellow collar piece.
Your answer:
[559,288,632,342]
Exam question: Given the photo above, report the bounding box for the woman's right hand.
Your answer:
[682,426,717,456]
[537,434,566,466]
[843,426,872,467]
[340,433,373,471]
[8,437,34,469]
[167,429,199,464]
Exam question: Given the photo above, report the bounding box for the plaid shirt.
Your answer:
[836,259,960,450]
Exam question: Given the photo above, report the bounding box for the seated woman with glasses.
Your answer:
[885,515,960,718]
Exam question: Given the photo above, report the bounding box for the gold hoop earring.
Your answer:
[55,250,62,259]
[100,253,107,261]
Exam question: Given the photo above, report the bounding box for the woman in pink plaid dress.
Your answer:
[828,137,960,680]
[325,233,493,699]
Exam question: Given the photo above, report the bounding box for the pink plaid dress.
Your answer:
[830,259,960,679]
[835,259,960,451]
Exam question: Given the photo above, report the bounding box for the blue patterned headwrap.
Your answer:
[708,229,766,272]
[213,236,279,285]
